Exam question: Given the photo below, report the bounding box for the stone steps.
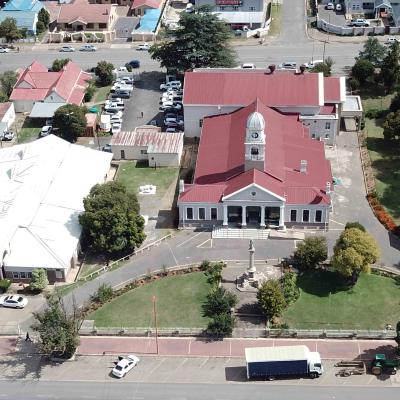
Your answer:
[212,227,270,240]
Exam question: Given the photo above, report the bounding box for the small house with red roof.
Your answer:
[183,68,346,146]
[129,0,161,16]
[10,60,91,114]
[178,99,333,229]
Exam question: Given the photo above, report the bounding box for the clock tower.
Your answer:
[244,111,266,172]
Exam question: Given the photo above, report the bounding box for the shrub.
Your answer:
[0,279,11,293]
[280,272,299,305]
[365,109,389,119]
[345,222,366,232]
[92,283,113,304]
[29,269,49,292]
[293,236,327,270]
[202,287,237,317]
[203,261,225,286]
[207,313,235,336]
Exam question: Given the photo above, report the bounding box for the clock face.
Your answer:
[251,132,259,139]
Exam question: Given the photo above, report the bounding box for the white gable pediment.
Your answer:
[222,183,285,202]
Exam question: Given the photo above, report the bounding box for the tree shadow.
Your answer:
[296,270,350,297]
[225,366,248,382]
[135,71,165,91]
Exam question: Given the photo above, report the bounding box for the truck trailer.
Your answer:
[245,345,323,380]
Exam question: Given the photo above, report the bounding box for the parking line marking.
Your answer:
[176,231,204,247]
[167,242,179,266]
[197,239,212,248]
[329,219,345,226]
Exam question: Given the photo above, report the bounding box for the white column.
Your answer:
[223,204,228,226]
[279,205,286,230]
[260,206,266,228]
[242,205,247,227]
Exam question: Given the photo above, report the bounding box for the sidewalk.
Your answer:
[77,336,398,360]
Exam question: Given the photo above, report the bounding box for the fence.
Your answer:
[317,18,385,36]
[80,325,397,340]
[78,233,172,282]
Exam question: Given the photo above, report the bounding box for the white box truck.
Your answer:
[245,345,323,380]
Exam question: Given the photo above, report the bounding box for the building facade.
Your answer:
[178,100,333,229]
[195,0,268,29]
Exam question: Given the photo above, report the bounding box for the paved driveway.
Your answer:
[114,17,139,39]
[318,5,347,27]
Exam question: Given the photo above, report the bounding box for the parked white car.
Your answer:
[110,115,123,124]
[349,18,370,27]
[304,59,324,69]
[335,3,342,11]
[0,47,10,53]
[241,63,256,69]
[160,81,182,91]
[278,61,297,69]
[386,37,399,45]
[39,125,53,138]
[112,355,140,378]
[0,295,28,309]
[59,45,75,52]
[111,122,122,135]
[325,2,334,10]
[137,43,150,51]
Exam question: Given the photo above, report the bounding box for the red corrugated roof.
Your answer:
[320,104,336,115]
[10,60,90,104]
[179,100,332,205]
[0,102,12,119]
[324,77,342,103]
[58,0,113,24]
[130,0,161,9]
[183,70,322,107]
[179,184,225,203]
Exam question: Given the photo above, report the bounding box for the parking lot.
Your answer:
[318,5,381,27]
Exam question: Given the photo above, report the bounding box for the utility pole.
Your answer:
[152,295,159,355]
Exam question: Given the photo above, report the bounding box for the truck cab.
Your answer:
[308,351,324,378]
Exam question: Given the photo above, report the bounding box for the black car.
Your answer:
[164,107,182,115]
[113,90,130,99]
[125,60,140,69]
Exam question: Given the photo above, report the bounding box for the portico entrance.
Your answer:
[246,206,260,224]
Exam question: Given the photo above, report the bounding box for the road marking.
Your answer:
[167,242,179,266]
[329,219,345,226]
[176,231,204,247]
[197,239,213,248]
[293,240,298,249]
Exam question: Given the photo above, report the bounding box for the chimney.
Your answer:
[179,179,185,194]
[299,64,306,74]
[300,159,307,174]
[326,181,331,195]
[268,64,276,74]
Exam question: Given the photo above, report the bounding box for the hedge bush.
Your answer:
[0,279,11,293]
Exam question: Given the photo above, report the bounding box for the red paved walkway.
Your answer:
[77,337,397,360]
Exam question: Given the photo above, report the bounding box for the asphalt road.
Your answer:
[0,381,399,400]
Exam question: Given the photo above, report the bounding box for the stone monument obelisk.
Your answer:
[248,239,256,280]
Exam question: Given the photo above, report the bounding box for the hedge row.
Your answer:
[367,193,400,236]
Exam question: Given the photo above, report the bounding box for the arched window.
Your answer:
[251,147,259,155]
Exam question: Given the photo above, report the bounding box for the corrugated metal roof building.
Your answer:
[110,126,184,167]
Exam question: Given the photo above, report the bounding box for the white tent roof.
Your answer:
[29,102,65,118]
[0,135,112,271]
[215,11,265,24]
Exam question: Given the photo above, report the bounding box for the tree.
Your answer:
[91,283,113,304]
[351,59,375,85]
[0,18,22,42]
[29,269,49,292]
[207,313,235,336]
[390,91,400,112]
[36,21,45,35]
[311,57,334,77]
[345,221,366,232]
[383,110,400,141]
[52,58,71,72]
[95,61,114,86]
[202,287,238,318]
[84,79,96,102]
[293,236,327,270]
[357,37,386,67]
[32,296,81,359]
[149,5,236,73]
[380,41,400,93]
[332,228,380,279]
[0,70,18,98]
[79,181,145,258]
[202,261,225,286]
[257,279,287,323]
[53,104,87,142]
[37,8,50,29]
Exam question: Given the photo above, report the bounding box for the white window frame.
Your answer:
[198,207,206,220]
[12,272,19,279]
[210,207,218,220]
[302,209,310,222]
[20,271,26,279]
[315,209,323,223]
[186,207,194,220]
[290,209,297,222]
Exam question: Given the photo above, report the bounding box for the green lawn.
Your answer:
[89,272,211,328]
[282,271,400,329]
[116,161,179,198]
[17,118,42,143]
[269,4,282,37]
[362,92,400,223]
[93,84,111,103]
